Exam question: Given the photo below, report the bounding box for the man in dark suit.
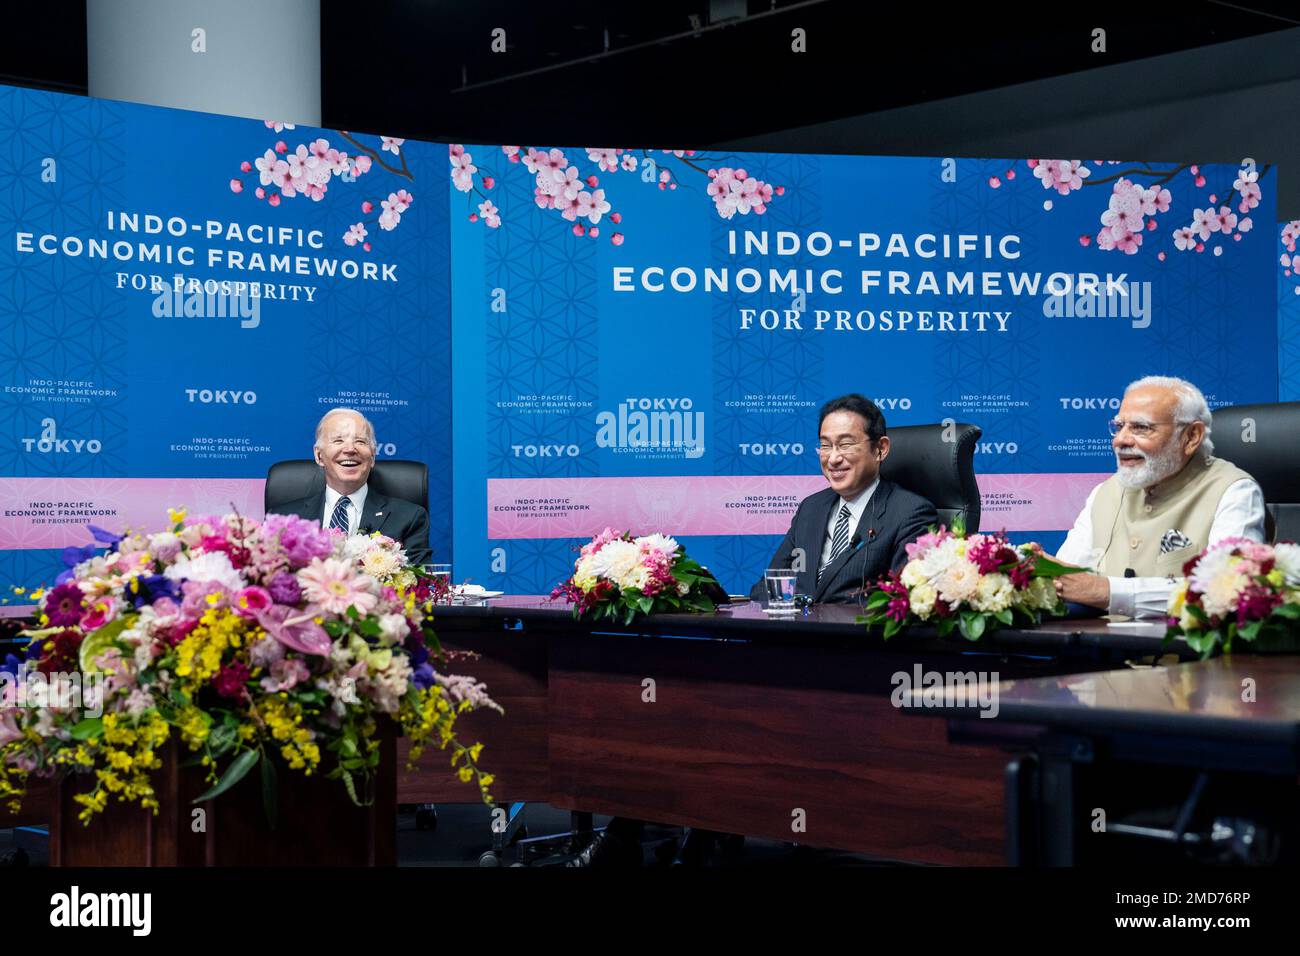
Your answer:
[751,394,937,605]
[270,407,433,567]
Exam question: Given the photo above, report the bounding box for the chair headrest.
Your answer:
[878,422,982,532]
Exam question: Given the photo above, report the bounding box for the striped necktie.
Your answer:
[329,495,352,534]
[818,503,852,582]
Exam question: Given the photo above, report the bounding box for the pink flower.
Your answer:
[233,585,273,619]
[502,145,520,160]
[587,147,621,172]
[297,558,378,615]
[264,120,295,133]
[255,149,278,186]
[450,147,476,192]
[343,222,367,246]
[260,656,312,692]
[1114,230,1143,255]
[1215,206,1238,233]
[352,155,372,176]
[621,154,638,172]
[1191,208,1217,241]
[1238,217,1253,233]
[1173,226,1196,251]
[378,209,399,231]
[382,136,405,154]
[389,189,413,213]
[477,199,501,228]
[229,179,243,193]
[256,604,332,656]
[80,597,120,631]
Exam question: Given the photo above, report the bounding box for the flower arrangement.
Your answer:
[1165,538,1300,658]
[550,528,721,624]
[0,509,500,825]
[859,524,1068,640]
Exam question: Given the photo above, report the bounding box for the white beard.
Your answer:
[1114,441,1187,489]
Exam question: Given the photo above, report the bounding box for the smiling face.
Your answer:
[818,409,889,499]
[314,411,376,495]
[1112,385,1203,489]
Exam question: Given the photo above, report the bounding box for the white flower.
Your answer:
[971,573,1013,613]
[634,533,679,558]
[163,550,245,591]
[377,613,409,646]
[900,559,928,589]
[148,531,182,562]
[588,540,641,585]
[936,560,980,606]
[1273,543,1300,586]
[910,583,937,619]
[361,548,402,580]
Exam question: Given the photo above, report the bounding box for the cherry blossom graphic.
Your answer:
[228,122,417,250]
[987,159,1273,259]
[1282,220,1300,297]
[448,144,784,243]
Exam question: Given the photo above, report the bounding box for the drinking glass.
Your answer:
[764,569,798,612]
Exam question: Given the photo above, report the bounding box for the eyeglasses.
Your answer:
[816,439,867,456]
[1106,419,1189,439]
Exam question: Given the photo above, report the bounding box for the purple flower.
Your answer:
[44,583,85,626]
[128,574,181,609]
[267,571,302,605]
[256,604,331,656]
[412,662,435,690]
[262,513,334,567]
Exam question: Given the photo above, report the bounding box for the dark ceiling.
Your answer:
[1,0,1298,145]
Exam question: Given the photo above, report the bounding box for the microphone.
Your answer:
[359,524,375,536]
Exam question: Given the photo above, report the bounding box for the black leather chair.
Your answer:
[879,422,982,533]
[264,459,429,516]
[1210,402,1300,542]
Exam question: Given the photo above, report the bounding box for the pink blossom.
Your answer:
[260,656,312,692]
[352,154,372,176]
[233,585,273,619]
[586,147,621,172]
[297,558,378,615]
[361,200,374,214]
[553,165,582,199]
[1238,217,1253,233]
[381,136,405,154]
[533,189,554,210]
[1173,226,1197,251]
[240,160,252,173]
[264,120,295,133]
[1215,206,1238,233]
[584,188,611,223]
[502,145,520,160]
[621,154,638,172]
[1096,229,1117,251]
[0,710,20,746]
[378,209,399,231]
[1191,208,1217,241]
[389,189,413,213]
[557,192,583,221]
[343,223,368,246]
[256,604,331,656]
[1114,230,1142,255]
[255,149,278,186]
[229,179,242,193]
[477,199,501,228]
[1237,181,1261,212]
[450,147,477,192]
[611,232,625,246]
[80,597,121,631]
[1033,159,1090,195]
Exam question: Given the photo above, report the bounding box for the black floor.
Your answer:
[2,804,911,867]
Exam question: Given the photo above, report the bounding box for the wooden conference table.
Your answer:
[916,655,1300,864]
[394,596,1197,866]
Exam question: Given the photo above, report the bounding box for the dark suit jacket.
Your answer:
[271,486,433,568]
[750,480,938,605]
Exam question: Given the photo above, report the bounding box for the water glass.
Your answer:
[764,568,798,612]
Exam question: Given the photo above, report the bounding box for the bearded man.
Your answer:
[1053,375,1265,618]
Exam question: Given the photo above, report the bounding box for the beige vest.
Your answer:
[1091,455,1252,578]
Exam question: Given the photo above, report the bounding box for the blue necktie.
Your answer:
[329,495,351,534]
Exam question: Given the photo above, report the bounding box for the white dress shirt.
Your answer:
[322,483,369,536]
[820,478,881,570]
[1056,477,1266,618]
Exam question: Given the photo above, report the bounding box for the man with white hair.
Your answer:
[1054,375,1265,618]
[271,407,432,566]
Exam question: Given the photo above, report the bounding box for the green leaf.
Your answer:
[341,769,361,807]
[1273,603,1300,619]
[936,616,957,638]
[346,605,361,620]
[1028,556,1076,579]
[864,590,890,610]
[70,717,103,741]
[883,617,902,641]
[191,748,260,804]
[994,609,1014,627]
[958,611,987,642]
[358,617,381,637]
[261,753,278,831]
[638,596,653,614]
[1237,620,1263,643]
[207,723,237,758]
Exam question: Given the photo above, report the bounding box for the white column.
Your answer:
[87,0,320,125]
